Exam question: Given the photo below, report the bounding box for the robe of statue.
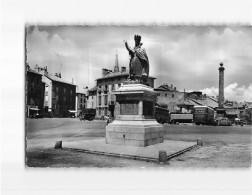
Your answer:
[129,44,149,79]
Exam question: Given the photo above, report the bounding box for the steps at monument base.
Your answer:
[106,137,163,147]
[106,131,163,140]
[106,121,164,147]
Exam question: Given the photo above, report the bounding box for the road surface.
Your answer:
[26,118,251,168]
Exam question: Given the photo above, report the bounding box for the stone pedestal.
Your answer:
[106,84,164,147]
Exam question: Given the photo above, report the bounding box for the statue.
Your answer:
[124,34,149,84]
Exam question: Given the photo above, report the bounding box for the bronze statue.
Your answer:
[124,34,149,84]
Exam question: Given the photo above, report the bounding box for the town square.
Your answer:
[2,0,252,194]
[25,26,252,168]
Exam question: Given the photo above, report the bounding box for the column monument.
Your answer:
[218,62,225,108]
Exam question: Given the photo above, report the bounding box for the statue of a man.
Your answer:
[124,34,149,83]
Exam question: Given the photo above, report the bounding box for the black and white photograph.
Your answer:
[1,0,252,195]
[25,25,252,168]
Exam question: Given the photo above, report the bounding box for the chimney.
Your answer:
[59,73,61,78]
[121,66,126,73]
[171,84,173,89]
[218,62,225,108]
[35,64,39,72]
[174,87,176,91]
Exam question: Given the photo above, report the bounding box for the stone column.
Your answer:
[218,62,225,108]
[138,100,143,118]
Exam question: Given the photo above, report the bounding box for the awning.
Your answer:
[68,110,77,113]
[29,108,39,111]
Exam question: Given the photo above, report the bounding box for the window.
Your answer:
[111,84,115,91]
[98,95,101,105]
[165,94,167,97]
[104,95,108,105]
[172,94,174,98]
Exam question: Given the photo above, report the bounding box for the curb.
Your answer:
[63,144,198,162]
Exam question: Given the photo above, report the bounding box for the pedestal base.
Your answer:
[106,120,164,147]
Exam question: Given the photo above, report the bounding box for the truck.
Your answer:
[170,113,193,124]
[81,108,96,121]
[155,106,170,124]
[193,106,216,125]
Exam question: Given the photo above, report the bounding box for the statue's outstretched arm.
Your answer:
[124,41,134,56]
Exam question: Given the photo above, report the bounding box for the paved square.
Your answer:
[63,138,196,160]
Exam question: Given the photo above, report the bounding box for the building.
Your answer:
[87,86,97,109]
[26,65,45,117]
[94,53,156,118]
[75,88,87,116]
[154,84,186,113]
[187,91,219,109]
[33,64,76,117]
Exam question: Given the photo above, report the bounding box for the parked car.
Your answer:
[35,113,43,119]
[234,118,244,126]
[217,117,231,126]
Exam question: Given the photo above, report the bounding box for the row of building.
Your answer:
[26,64,86,118]
[26,53,252,124]
[84,55,251,123]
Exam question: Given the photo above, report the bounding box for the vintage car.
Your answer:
[35,113,43,119]
[217,117,231,126]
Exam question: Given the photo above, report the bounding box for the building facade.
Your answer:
[87,86,97,110]
[51,79,76,117]
[26,65,45,117]
[29,65,76,117]
[76,89,87,116]
[154,84,185,113]
[93,53,156,118]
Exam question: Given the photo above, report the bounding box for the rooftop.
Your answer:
[76,88,87,95]
[155,84,178,92]
[96,70,156,81]
[177,99,195,106]
[45,73,76,86]
[88,86,97,92]
[188,96,219,109]
[27,67,42,76]
[225,109,240,115]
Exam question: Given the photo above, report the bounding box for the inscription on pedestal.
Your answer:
[120,103,138,115]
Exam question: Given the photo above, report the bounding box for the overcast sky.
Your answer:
[26,25,252,102]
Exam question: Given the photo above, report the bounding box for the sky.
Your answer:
[26,25,252,102]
